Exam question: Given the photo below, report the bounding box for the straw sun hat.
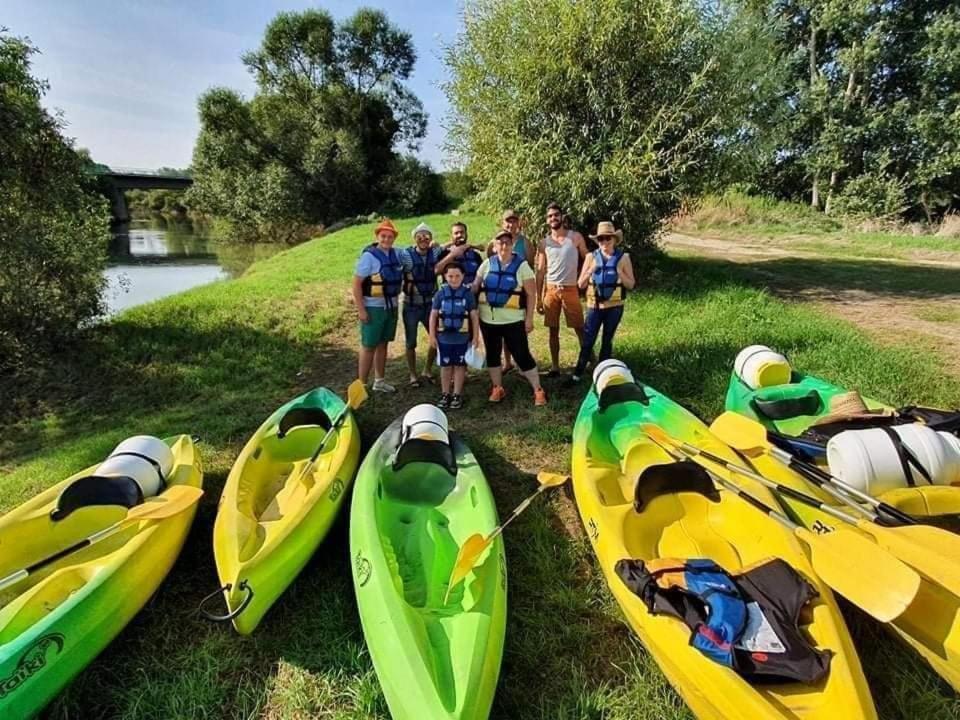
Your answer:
[812,391,891,426]
[589,221,623,243]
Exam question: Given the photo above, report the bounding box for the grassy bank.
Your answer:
[3,213,960,719]
[675,192,960,262]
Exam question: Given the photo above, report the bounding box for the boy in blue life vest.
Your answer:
[429,262,480,410]
[571,221,636,382]
[352,219,403,392]
[400,222,441,387]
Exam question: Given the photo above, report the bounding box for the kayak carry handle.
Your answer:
[198,580,254,622]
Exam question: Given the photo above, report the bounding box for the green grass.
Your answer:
[3,213,960,719]
[914,307,960,323]
[676,191,960,262]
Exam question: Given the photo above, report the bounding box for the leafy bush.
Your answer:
[444,0,778,253]
[378,156,449,216]
[0,31,110,377]
[830,173,909,221]
[676,191,842,234]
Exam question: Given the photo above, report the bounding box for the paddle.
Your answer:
[712,412,917,525]
[711,411,960,596]
[0,485,204,593]
[294,380,368,487]
[444,472,569,604]
[642,425,920,623]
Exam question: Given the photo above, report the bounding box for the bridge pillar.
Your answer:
[107,183,129,224]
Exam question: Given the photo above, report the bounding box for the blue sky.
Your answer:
[4,1,460,169]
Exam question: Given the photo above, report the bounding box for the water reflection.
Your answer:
[104,218,285,315]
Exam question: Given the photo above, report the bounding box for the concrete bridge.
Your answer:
[92,167,193,223]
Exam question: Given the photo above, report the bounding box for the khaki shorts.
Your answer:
[543,284,584,329]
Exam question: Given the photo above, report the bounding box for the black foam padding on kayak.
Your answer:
[751,391,821,421]
[50,475,144,521]
[393,438,458,478]
[598,383,650,413]
[633,461,720,512]
[276,407,332,438]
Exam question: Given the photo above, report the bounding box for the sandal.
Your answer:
[408,378,422,388]
[419,374,435,385]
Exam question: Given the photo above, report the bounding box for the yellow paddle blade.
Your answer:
[347,379,368,410]
[537,472,570,488]
[709,412,770,455]
[859,522,960,597]
[796,525,920,622]
[640,424,675,448]
[444,533,489,604]
[127,486,204,522]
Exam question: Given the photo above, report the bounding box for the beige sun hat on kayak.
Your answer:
[812,391,892,426]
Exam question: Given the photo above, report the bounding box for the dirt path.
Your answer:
[663,232,960,377]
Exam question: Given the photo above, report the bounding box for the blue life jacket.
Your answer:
[361,245,403,306]
[588,248,625,307]
[438,285,471,334]
[403,247,438,303]
[479,253,526,309]
[458,246,483,285]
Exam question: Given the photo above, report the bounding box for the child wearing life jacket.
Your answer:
[429,262,480,410]
[571,221,636,382]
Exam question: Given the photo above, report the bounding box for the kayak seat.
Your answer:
[382,441,458,506]
[598,383,650,413]
[634,461,720,513]
[50,475,144,521]
[275,406,332,439]
[751,388,822,421]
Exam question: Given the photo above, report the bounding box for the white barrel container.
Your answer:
[734,345,791,390]
[95,435,173,498]
[593,359,635,395]
[827,424,960,496]
[402,404,450,444]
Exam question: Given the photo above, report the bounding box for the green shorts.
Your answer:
[360,306,398,348]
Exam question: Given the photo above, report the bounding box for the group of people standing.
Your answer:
[351,204,636,409]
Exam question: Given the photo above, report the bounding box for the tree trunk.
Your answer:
[809,23,820,209]
[826,43,859,215]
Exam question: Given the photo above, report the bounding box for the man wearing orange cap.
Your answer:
[352,219,403,392]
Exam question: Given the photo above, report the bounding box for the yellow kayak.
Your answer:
[0,435,203,718]
[211,387,361,634]
[572,373,876,719]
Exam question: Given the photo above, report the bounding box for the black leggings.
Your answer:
[480,320,537,372]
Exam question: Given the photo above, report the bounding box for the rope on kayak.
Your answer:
[197,580,254,622]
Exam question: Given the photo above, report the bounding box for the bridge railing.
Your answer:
[90,166,192,179]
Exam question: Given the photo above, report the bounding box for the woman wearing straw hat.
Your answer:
[571,221,635,382]
[352,219,403,392]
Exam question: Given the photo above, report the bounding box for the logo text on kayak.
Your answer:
[0,633,65,698]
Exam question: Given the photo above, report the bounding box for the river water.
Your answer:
[105,219,285,315]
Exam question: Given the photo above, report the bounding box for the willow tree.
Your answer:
[444,0,778,251]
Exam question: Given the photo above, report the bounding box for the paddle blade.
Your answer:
[640,424,674,448]
[710,412,769,455]
[444,533,490,603]
[860,523,960,597]
[127,486,204,522]
[797,526,920,622]
[537,472,570,488]
[347,379,368,410]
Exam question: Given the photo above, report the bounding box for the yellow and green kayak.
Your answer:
[0,435,203,719]
[572,373,876,720]
[212,387,360,634]
[350,413,506,719]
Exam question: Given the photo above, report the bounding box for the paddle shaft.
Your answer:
[0,517,128,592]
[296,402,353,483]
[486,484,551,544]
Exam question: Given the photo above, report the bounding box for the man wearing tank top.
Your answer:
[536,202,588,376]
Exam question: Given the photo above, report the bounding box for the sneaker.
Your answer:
[372,379,396,393]
[436,393,451,409]
[449,394,464,410]
[488,385,507,403]
[534,388,548,406]
[564,374,582,388]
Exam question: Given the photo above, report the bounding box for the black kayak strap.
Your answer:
[880,427,933,486]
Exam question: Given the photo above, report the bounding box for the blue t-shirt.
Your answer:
[432,285,476,343]
[355,251,388,308]
[399,246,442,305]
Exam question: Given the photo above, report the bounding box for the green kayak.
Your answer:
[350,407,506,719]
[724,370,887,437]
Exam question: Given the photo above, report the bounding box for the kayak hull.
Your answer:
[0,435,203,719]
[214,387,361,634]
[572,383,877,720]
[351,418,506,720]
